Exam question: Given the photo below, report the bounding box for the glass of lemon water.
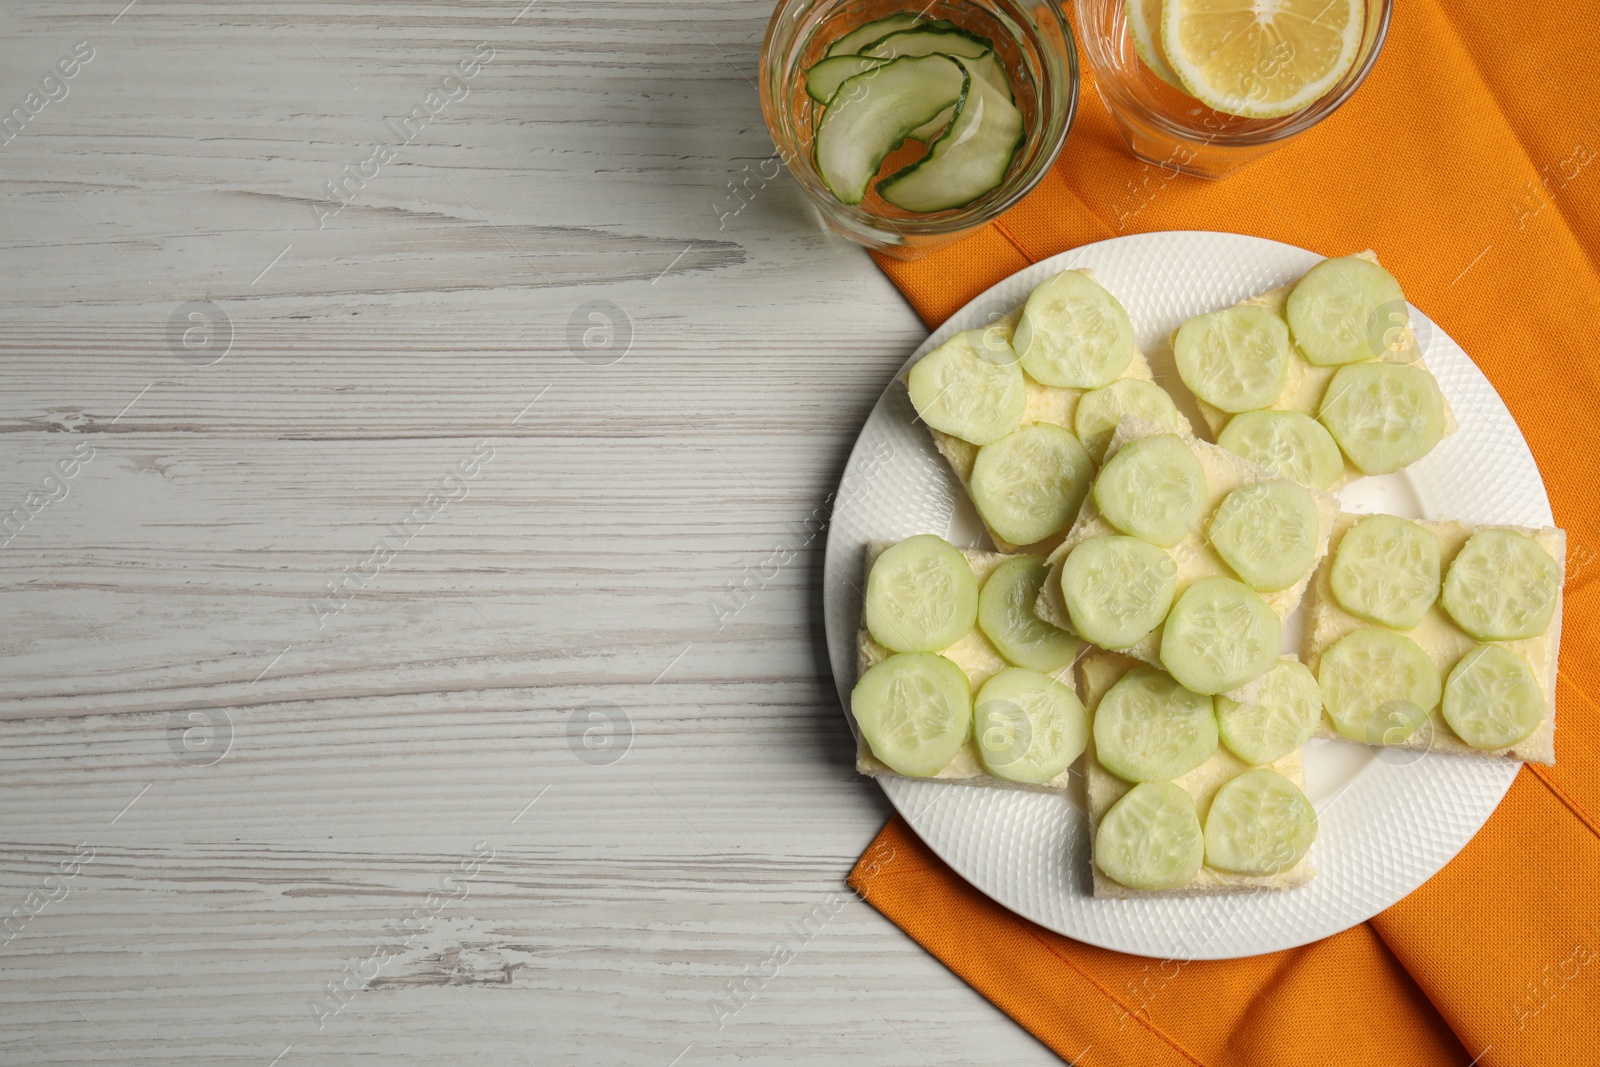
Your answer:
[1077,0,1393,179]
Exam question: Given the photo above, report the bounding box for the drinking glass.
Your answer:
[761,0,1078,258]
[1075,0,1393,179]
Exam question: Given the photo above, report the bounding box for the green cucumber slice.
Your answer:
[1159,576,1281,695]
[977,555,1081,671]
[1439,529,1561,641]
[878,55,1024,213]
[968,423,1094,546]
[825,13,926,57]
[1207,479,1320,593]
[1095,781,1205,891]
[851,652,971,776]
[1216,659,1321,765]
[864,534,980,653]
[1074,378,1186,464]
[907,105,954,143]
[815,55,967,205]
[1318,362,1445,475]
[906,51,1013,140]
[1060,535,1178,650]
[857,24,998,143]
[805,54,888,103]
[1286,256,1408,367]
[1093,666,1217,783]
[1203,768,1316,875]
[974,667,1088,783]
[1329,515,1441,630]
[860,25,994,61]
[1093,434,1208,548]
[1441,644,1544,750]
[1317,627,1441,744]
[1014,271,1138,389]
[905,328,1026,445]
[1215,410,1344,491]
[1173,304,1292,414]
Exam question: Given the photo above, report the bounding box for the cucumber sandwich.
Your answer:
[1034,416,1340,699]
[903,269,1190,554]
[1174,252,1455,490]
[851,535,1089,790]
[1302,514,1565,763]
[1082,652,1318,897]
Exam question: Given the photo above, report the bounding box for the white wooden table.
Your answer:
[0,2,1061,1063]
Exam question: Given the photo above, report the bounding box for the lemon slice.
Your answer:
[1126,0,1184,89]
[1162,0,1364,119]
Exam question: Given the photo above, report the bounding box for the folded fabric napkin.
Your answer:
[852,2,1600,1063]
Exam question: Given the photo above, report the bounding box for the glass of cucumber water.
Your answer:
[1077,0,1393,180]
[760,0,1078,256]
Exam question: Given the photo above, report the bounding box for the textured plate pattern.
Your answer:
[822,231,1549,959]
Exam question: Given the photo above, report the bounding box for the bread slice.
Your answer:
[902,269,1193,555]
[1179,251,1457,489]
[1302,513,1565,764]
[1081,651,1317,898]
[1034,415,1340,696]
[852,540,1081,792]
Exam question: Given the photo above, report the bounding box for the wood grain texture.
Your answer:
[0,2,1061,1064]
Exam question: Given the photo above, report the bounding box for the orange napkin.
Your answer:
[852,2,1600,1064]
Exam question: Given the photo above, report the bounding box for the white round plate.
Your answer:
[823,231,1551,959]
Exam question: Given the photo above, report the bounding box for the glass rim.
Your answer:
[759,0,1081,241]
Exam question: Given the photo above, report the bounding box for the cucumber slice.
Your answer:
[906,51,1013,140]
[974,667,1089,784]
[805,54,888,103]
[1173,304,1292,414]
[1159,576,1281,695]
[815,55,967,205]
[968,423,1094,546]
[825,13,926,57]
[864,534,980,653]
[1317,627,1441,744]
[1203,768,1317,875]
[851,652,972,776]
[1207,479,1320,593]
[1215,410,1344,491]
[1439,529,1561,641]
[878,55,1024,213]
[858,24,1001,142]
[977,555,1080,671]
[905,328,1026,445]
[1286,256,1408,367]
[1014,271,1137,388]
[1060,535,1178,650]
[1441,644,1544,750]
[1216,660,1321,765]
[907,106,954,143]
[1074,378,1186,464]
[1095,781,1204,891]
[1329,514,1441,629]
[1318,362,1445,475]
[1092,434,1208,548]
[860,25,994,61]
[1093,666,1217,783]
